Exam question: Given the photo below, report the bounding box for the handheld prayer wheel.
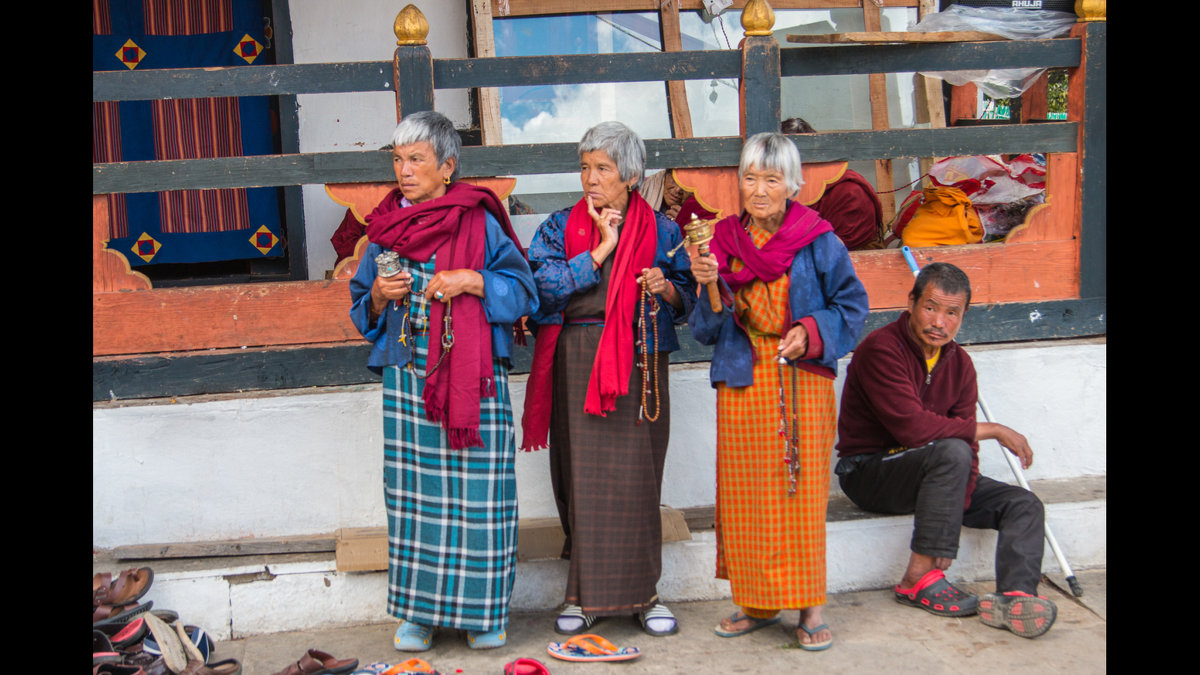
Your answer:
[683,213,723,313]
[375,250,402,278]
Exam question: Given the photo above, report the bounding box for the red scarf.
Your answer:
[521,191,658,450]
[709,201,833,292]
[366,182,523,450]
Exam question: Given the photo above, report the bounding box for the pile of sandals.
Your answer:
[93,566,241,675]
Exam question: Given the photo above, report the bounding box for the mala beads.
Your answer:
[637,277,662,424]
[777,356,801,497]
[421,297,454,378]
[374,250,454,377]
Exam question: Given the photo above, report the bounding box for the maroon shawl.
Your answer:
[365,182,522,450]
[521,191,658,450]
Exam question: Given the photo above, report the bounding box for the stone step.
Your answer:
[93,475,1104,640]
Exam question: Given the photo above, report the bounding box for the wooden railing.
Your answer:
[92,1,1105,400]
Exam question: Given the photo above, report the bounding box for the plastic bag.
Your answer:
[910,5,1076,99]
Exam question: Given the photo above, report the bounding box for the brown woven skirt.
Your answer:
[548,323,671,615]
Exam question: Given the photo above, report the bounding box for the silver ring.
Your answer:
[435,291,445,299]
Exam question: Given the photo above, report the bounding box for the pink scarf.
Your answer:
[366,182,523,450]
[709,201,833,292]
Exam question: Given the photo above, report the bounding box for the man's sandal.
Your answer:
[894,569,979,617]
[979,591,1057,639]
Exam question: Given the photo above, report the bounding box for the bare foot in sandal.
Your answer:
[714,609,780,637]
[797,606,833,651]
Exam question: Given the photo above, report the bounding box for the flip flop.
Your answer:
[380,659,442,675]
[349,663,392,675]
[796,622,834,651]
[95,616,149,650]
[713,612,781,638]
[143,613,188,675]
[503,658,551,675]
[145,624,215,664]
[547,634,640,662]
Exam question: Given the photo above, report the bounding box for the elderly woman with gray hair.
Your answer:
[349,111,537,652]
[523,121,696,637]
[689,132,868,650]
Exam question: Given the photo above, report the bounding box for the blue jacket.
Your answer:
[527,207,696,353]
[689,230,869,387]
[349,212,538,373]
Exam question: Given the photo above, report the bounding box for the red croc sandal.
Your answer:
[979,591,1057,638]
[894,569,979,617]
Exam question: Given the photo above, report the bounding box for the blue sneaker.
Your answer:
[467,627,507,649]
[393,620,434,652]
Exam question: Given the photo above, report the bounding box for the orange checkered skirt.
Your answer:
[714,335,836,610]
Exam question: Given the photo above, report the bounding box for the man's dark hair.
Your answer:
[781,117,817,134]
[910,262,972,308]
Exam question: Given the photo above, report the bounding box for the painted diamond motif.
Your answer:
[132,232,161,262]
[250,225,279,255]
[234,34,264,64]
[116,39,146,70]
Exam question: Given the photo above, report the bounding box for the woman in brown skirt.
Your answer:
[522,121,696,637]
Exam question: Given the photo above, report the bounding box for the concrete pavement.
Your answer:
[212,568,1105,675]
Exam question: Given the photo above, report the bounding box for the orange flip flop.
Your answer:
[546,634,641,662]
[380,659,441,675]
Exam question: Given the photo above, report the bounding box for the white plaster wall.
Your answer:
[93,341,1104,549]
[93,386,383,547]
[288,0,471,279]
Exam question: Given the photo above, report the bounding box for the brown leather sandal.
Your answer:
[271,649,359,675]
[93,567,155,608]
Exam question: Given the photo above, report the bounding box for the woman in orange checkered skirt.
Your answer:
[689,132,868,650]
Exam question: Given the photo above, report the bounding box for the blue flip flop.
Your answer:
[713,612,781,637]
[797,622,834,651]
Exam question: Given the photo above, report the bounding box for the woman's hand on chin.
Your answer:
[587,195,621,268]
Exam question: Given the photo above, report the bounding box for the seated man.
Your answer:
[835,262,1057,639]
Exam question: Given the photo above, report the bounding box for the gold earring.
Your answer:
[443,176,451,185]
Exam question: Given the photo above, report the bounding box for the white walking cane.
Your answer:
[900,247,1083,597]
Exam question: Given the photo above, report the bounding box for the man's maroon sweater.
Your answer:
[837,312,981,501]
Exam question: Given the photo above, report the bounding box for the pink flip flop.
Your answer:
[503,658,551,675]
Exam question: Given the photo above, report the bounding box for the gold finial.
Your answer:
[394,4,429,46]
[741,0,775,37]
[1074,0,1105,21]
